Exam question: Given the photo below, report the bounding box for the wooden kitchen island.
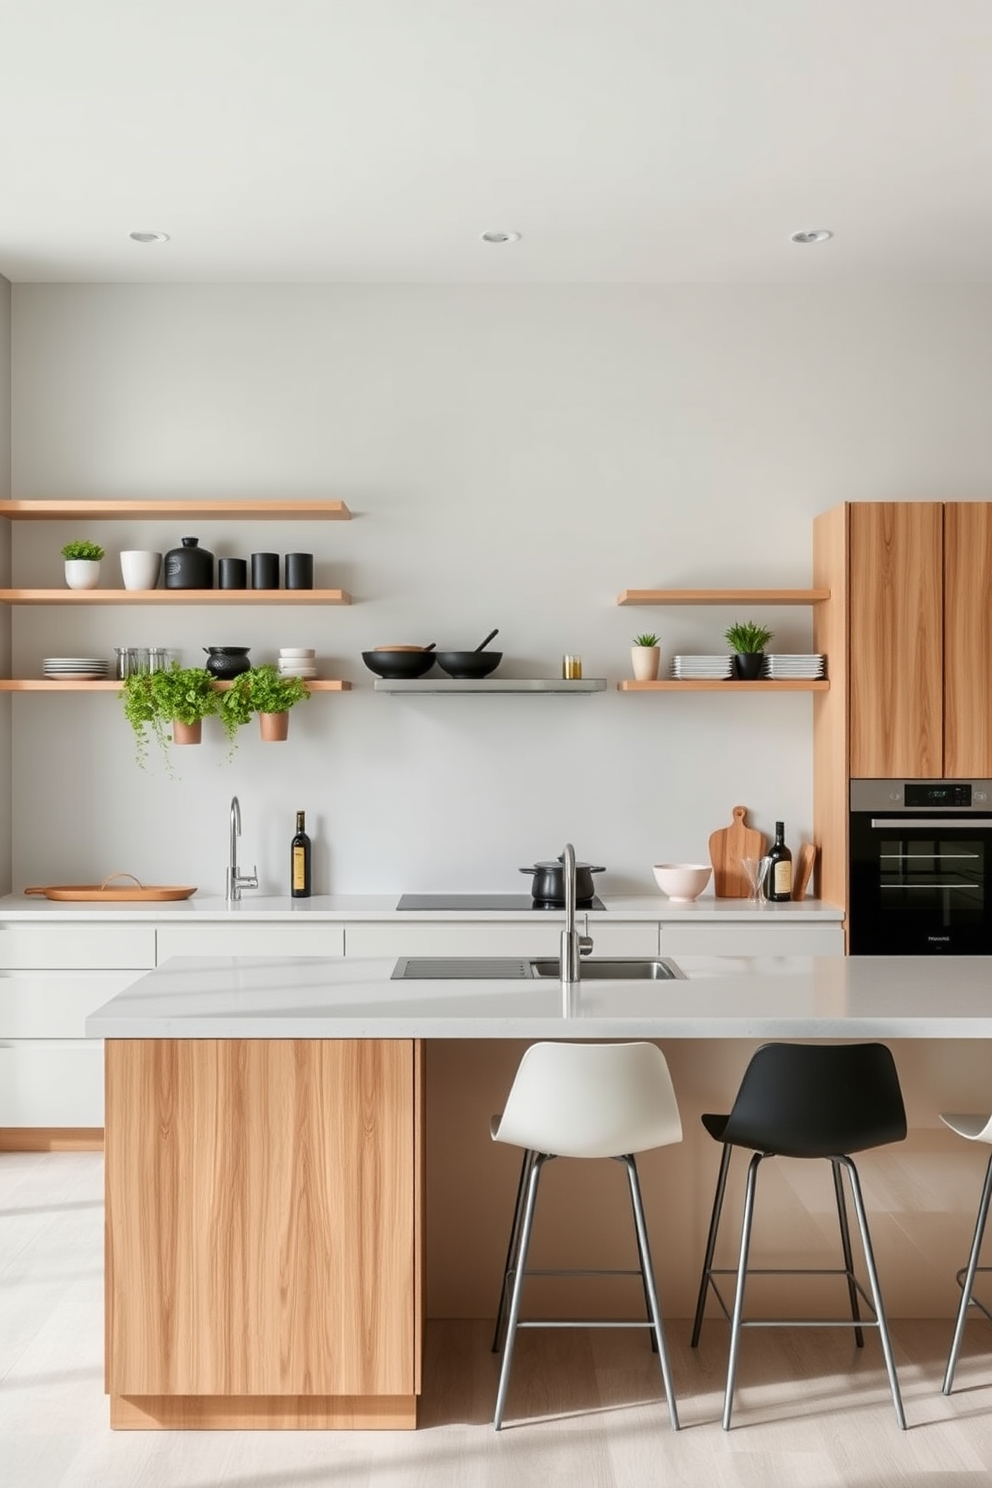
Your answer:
[87,953,992,1430]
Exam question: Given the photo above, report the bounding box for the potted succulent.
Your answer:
[631,632,662,682]
[61,539,105,590]
[724,620,773,680]
[121,663,224,772]
[220,663,310,741]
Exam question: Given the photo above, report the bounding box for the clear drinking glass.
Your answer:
[741,855,770,904]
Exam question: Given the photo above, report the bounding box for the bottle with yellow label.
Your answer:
[291,810,312,898]
[766,820,793,902]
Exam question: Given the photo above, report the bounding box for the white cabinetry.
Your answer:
[661,921,844,956]
[344,920,571,958]
[156,922,345,960]
[0,924,156,1138]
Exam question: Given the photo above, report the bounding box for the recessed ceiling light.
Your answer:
[128,230,170,244]
[481,229,521,244]
[790,229,833,245]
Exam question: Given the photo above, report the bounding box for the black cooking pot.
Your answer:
[519,858,606,903]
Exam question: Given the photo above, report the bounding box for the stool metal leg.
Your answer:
[722,1150,763,1430]
[838,1156,906,1430]
[492,1148,538,1355]
[943,1149,992,1395]
[832,1157,865,1348]
[691,1141,733,1348]
[620,1154,680,1430]
[494,1152,547,1430]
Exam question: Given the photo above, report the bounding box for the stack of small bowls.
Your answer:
[278,647,317,679]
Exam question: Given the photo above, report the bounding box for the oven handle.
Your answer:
[869,817,992,828]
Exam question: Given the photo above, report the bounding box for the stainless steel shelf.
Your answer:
[373,678,608,694]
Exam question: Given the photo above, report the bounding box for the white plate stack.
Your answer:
[762,654,826,680]
[277,648,317,679]
[42,656,110,680]
[671,654,734,680]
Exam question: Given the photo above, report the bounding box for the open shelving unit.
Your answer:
[0,679,351,693]
[617,679,828,692]
[374,678,607,694]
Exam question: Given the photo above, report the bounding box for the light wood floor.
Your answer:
[5,1152,992,1486]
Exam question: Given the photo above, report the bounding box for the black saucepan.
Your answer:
[519,858,606,903]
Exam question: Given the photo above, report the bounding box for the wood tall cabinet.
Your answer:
[104,1037,424,1430]
[813,501,992,917]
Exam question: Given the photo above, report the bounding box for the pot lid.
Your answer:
[526,859,605,872]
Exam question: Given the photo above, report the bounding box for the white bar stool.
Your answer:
[941,1108,992,1394]
[489,1040,683,1431]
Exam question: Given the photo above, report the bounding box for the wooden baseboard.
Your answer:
[110,1393,418,1430]
[0,1127,104,1152]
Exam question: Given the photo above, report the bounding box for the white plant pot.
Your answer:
[631,644,661,681]
[120,550,162,590]
[63,559,101,590]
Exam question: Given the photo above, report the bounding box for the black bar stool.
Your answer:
[689,1040,908,1429]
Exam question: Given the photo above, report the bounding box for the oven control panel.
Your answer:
[851,779,992,811]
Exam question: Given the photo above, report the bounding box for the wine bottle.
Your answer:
[291,810,312,898]
[766,820,793,902]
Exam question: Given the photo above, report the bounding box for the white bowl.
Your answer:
[652,863,712,903]
[278,648,315,658]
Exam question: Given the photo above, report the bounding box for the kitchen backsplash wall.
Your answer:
[8,283,992,897]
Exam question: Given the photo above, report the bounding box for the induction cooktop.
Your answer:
[396,893,606,912]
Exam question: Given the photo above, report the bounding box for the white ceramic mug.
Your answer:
[120,550,162,590]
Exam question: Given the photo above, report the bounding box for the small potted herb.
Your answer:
[61,539,105,590]
[220,664,310,741]
[120,664,223,773]
[631,632,662,682]
[724,620,773,680]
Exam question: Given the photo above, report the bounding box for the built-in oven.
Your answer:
[849,779,992,954]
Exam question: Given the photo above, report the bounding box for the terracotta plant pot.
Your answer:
[259,710,289,742]
[172,719,202,745]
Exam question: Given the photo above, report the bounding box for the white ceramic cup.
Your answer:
[120,550,162,590]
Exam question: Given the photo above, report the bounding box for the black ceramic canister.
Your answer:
[251,551,280,589]
[285,552,314,590]
[218,557,248,590]
[164,536,214,589]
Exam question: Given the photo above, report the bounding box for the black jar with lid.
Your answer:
[164,537,214,589]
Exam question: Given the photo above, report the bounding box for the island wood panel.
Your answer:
[944,502,992,777]
[105,1038,421,1424]
[848,502,943,778]
[812,503,850,929]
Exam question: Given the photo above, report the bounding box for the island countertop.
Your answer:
[85,953,992,1040]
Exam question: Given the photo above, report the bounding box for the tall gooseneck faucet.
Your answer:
[226,795,259,903]
[559,842,593,989]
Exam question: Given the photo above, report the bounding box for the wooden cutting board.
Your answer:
[792,842,817,901]
[708,805,768,898]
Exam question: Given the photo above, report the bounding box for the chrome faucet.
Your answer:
[226,795,258,903]
[559,842,593,987]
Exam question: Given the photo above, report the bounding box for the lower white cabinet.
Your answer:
[344,921,570,958]
[156,922,345,961]
[0,1040,105,1127]
[661,921,844,956]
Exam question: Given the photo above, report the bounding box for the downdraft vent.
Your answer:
[392,958,534,980]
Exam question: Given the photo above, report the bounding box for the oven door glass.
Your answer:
[849,815,992,954]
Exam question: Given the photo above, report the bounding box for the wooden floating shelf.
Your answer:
[0,499,351,520]
[0,679,351,693]
[374,678,608,694]
[616,588,830,606]
[0,588,351,605]
[617,679,829,692]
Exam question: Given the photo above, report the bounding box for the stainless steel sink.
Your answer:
[392,956,684,981]
[530,957,684,980]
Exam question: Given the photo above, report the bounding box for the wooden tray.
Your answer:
[25,874,196,902]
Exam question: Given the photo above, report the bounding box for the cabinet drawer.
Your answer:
[584,922,661,957]
[0,972,142,1037]
[344,921,568,958]
[0,923,156,970]
[156,923,345,961]
[0,1040,104,1126]
[661,922,844,956]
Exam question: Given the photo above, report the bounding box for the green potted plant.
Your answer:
[220,664,310,741]
[61,538,105,590]
[120,663,223,772]
[631,631,662,682]
[724,620,773,680]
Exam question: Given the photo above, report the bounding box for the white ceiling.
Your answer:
[3,0,992,284]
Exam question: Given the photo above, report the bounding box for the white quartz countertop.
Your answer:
[85,953,992,1040]
[0,892,843,923]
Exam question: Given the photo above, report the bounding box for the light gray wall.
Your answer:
[9,285,992,898]
[0,273,11,895]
